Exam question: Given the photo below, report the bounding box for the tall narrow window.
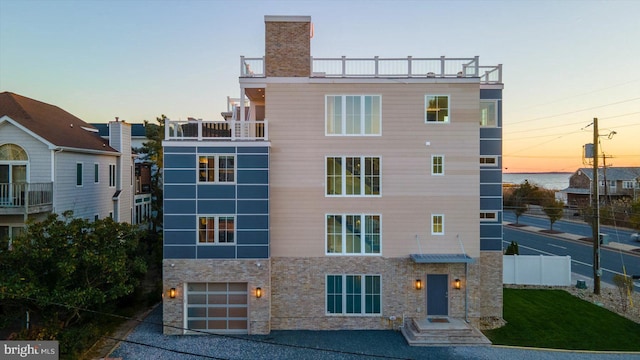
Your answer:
[76,163,83,186]
[425,95,449,123]
[94,164,99,183]
[432,214,444,235]
[326,156,380,196]
[109,164,116,187]
[431,155,444,175]
[326,95,381,135]
[480,100,497,127]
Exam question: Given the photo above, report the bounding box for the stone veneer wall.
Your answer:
[270,257,470,330]
[474,251,504,329]
[265,19,310,77]
[163,259,271,335]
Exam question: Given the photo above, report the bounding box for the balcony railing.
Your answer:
[165,119,268,141]
[240,55,502,84]
[0,182,53,208]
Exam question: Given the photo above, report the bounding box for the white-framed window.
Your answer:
[431,214,444,235]
[480,156,498,167]
[431,155,444,175]
[326,214,381,255]
[326,156,380,196]
[0,225,24,251]
[480,100,498,127]
[198,216,235,244]
[425,95,449,123]
[326,95,381,135]
[76,163,83,186]
[109,164,116,187]
[480,211,498,222]
[326,275,381,315]
[622,181,638,189]
[198,155,236,183]
[94,163,99,183]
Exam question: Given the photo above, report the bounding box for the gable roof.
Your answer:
[576,167,640,181]
[0,92,117,153]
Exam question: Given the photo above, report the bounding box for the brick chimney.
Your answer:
[264,15,311,77]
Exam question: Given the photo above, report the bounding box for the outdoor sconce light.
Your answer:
[169,288,176,298]
[454,278,461,290]
[256,287,263,298]
[415,279,423,290]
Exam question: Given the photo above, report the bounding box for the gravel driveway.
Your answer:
[111,306,639,360]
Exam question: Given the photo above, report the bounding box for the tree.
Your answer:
[140,115,166,233]
[504,241,519,255]
[0,211,147,331]
[543,199,565,231]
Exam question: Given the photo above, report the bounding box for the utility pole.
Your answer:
[592,117,601,295]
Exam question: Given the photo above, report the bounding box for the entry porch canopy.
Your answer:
[410,254,475,264]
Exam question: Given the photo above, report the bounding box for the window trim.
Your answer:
[431,214,444,235]
[197,215,236,245]
[326,274,381,316]
[431,155,444,175]
[425,95,450,123]
[325,95,382,136]
[198,155,237,184]
[109,164,116,188]
[325,156,381,197]
[480,211,499,222]
[76,162,83,187]
[480,100,498,127]
[325,214,382,256]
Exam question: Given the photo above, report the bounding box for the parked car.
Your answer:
[631,233,640,242]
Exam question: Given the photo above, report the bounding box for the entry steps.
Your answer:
[400,317,491,346]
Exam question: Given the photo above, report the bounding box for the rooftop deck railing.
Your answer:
[240,55,502,84]
[165,119,268,141]
[0,182,53,208]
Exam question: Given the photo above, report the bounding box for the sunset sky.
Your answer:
[1,0,639,173]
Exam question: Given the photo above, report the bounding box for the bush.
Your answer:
[504,241,519,255]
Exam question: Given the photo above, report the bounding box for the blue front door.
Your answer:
[427,274,448,316]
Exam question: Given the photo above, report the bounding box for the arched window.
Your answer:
[0,144,28,161]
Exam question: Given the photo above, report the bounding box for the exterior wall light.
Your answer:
[454,278,461,290]
[256,287,263,298]
[169,287,176,298]
[415,279,423,290]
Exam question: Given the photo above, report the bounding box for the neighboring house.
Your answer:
[0,92,134,248]
[162,16,504,344]
[92,121,153,225]
[562,167,640,208]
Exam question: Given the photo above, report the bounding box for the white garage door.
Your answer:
[186,282,248,334]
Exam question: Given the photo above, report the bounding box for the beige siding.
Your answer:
[267,82,480,258]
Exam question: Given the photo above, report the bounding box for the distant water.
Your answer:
[503,172,571,190]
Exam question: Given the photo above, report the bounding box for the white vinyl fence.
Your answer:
[503,255,572,286]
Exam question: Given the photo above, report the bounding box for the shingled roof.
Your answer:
[0,92,117,153]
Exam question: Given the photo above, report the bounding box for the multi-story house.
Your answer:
[563,167,640,208]
[0,92,134,248]
[162,16,503,344]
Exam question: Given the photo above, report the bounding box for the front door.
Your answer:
[427,274,448,316]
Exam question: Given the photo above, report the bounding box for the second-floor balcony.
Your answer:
[0,182,53,215]
[165,119,268,141]
[241,55,503,84]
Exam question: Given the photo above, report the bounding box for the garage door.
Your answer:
[186,282,248,334]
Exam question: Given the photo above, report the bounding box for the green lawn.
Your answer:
[483,288,640,351]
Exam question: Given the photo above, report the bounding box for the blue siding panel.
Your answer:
[164,245,196,259]
[238,147,269,154]
[164,170,196,184]
[480,139,502,155]
[165,154,196,168]
[238,185,269,199]
[237,230,269,244]
[480,128,502,139]
[197,185,236,199]
[197,146,235,154]
[197,246,235,259]
[238,155,269,169]
[480,89,502,100]
[165,231,197,245]
[198,200,236,214]
[164,185,196,199]
[238,215,269,230]
[165,215,196,229]
[165,200,196,214]
[480,170,502,184]
[481,183,502,197]
[481,238,503,251]
[481,197,502,210]
[238,200,269,214]
[480,224,503,238]
[165,147,196,153]
[238,170,269,184]
[237,246,269,259]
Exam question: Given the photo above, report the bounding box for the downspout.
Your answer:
[465,262,469,323]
